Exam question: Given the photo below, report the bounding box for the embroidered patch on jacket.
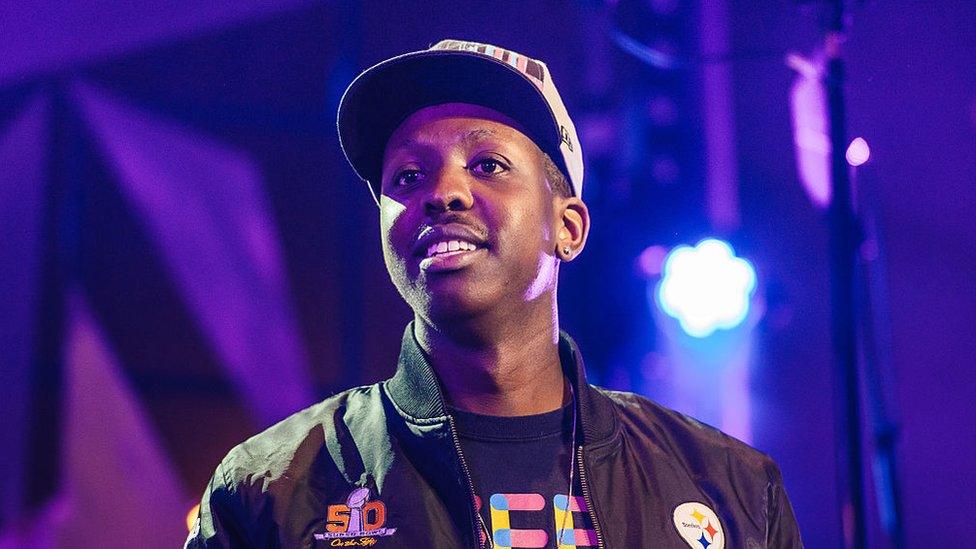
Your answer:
[315,487,397,544]
[672,502,724,549]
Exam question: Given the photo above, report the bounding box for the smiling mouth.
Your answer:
[419,238,486,272]
[425,239,480,258]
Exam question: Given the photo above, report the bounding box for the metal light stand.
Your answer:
[819,1,868,547]
[820,1,903,547]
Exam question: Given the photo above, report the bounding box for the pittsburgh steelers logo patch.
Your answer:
[672,502,724,549]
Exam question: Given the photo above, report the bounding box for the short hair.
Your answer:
[541,152,573,198]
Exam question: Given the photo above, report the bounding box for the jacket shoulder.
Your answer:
[595,387,782,483]
[187,384,390,547]
[218,383,385,488]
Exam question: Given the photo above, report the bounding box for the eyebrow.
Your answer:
[459,128,498,146]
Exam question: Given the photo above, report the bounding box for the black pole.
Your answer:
[823,2,868,547]
[858,208,905,549]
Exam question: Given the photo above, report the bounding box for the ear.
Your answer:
[554,196,590,262]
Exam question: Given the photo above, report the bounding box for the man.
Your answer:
[187,39,802,548]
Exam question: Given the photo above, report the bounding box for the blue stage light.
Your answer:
[656,239,757,338]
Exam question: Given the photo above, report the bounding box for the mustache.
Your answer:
[413,213,490,243]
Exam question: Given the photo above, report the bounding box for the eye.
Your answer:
[392,169,425,188]
[469,157,508,176]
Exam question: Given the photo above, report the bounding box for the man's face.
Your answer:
[378,103,566,322]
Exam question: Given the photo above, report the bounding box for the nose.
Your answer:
[424,167,474,215]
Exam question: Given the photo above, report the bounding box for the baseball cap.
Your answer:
[337,39,584,203]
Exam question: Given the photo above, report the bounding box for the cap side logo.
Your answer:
[672,502,724,549]
[560,125,574,152]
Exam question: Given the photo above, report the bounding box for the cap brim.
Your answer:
[337,49,564,200]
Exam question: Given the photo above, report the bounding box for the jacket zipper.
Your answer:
[576,445,606,549]
[447,414,491,549]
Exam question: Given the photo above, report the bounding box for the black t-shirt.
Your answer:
[450,404,599,548]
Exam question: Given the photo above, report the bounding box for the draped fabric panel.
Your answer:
[0,93,49,532]
[74,81,314,426]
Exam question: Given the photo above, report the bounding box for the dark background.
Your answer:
[1,1,973,547]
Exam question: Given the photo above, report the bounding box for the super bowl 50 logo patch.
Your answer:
[314,487,397,546]
[672,502,724,549]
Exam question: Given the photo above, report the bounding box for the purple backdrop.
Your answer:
[1,2,973,547]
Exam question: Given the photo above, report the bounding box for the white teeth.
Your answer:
[426,239,479,258]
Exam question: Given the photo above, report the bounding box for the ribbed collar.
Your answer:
[383,322,617,446]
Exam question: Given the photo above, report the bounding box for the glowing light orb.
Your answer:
[656,239,757,338]
[846,137,871,166]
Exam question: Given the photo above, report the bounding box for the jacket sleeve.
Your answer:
[765,464,804,548]
[185,461,252,548]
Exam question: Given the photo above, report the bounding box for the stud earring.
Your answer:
[562,246,572,256]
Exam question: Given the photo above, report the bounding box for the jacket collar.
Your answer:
[384,322,617,445]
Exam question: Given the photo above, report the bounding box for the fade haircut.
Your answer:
[541,152,573,199]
